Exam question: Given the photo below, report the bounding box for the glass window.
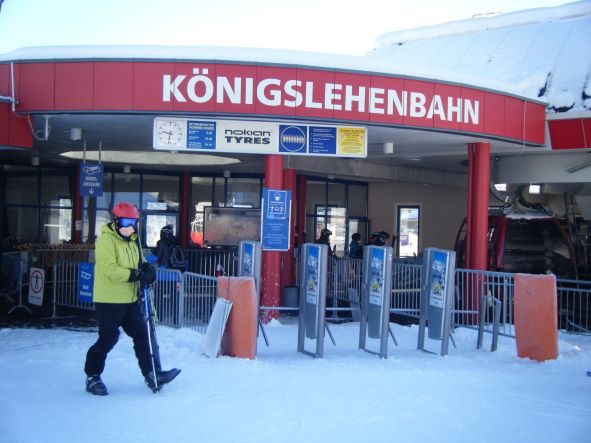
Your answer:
[328,182,345,207]
[41,206,72,243]
[5,174,37,205]
[306,181,325,214]
[83,209,110,243]
[191,177,213,246]
[113,173,140,208]
[397,206,420,257]
[213,177,225,207]
[145,214,178,248]
[94,171,112,209]
[227,178,261,208]
[142,174,179,211]
[4,207,38,243]
[348,184,367,217]
[41,173,71,206]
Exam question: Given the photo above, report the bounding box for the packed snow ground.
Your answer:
[1,320,590,443]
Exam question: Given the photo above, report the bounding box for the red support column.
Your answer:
[464,142,490,325]
[179,172,190,249]
[281,169,297,290]
[465,144,474,269]
[261,155,284,322]
[296,175,307,246]
[469,142,490,271]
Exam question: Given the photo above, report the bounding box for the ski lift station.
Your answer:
[1,1,590,315]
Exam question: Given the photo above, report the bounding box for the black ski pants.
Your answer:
[84,302,153,377]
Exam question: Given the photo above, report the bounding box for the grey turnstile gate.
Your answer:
[418,248,456,356]
[297,243,329,358]
[237,241,268,346]
[359,246,394,358]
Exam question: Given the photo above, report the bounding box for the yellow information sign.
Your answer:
[337,127,367,156]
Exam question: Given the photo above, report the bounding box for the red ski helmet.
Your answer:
[112,202,139,219]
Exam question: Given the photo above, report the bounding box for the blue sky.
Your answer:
[0,0,574,55]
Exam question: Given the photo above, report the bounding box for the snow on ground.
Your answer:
[1,320,590,443]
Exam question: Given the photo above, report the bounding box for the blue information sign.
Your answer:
[80,163,104,197]
[309,126,337,155]
[78,262,94,303]
[261,188,291,251]
[187,120,216,149]
[278,125,307,154]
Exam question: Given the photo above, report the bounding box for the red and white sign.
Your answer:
[0,60,546,145]
[28,267,45,306]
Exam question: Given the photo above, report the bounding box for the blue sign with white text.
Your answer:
[261,188,291,251]
[188,120,216,149]
[80,163,104,197]
[309,126,337,155]
[78,262,94,303]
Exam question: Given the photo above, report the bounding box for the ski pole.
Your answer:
[142,285,159,392]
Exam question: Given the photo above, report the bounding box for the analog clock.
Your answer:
[156,120,185,148]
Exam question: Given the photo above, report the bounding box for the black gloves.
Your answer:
[128,263,157,286]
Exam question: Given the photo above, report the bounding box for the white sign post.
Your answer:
[28,267,45,306]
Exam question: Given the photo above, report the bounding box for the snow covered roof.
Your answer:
[1,2,589,110]
[369,1,591,115]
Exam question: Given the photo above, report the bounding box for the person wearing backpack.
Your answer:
[153,224,185,271]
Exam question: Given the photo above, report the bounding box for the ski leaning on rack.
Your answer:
[140,283,181,393]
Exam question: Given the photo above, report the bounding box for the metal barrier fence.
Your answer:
[180,272,218,333]
[6,248,591,337]
[185,248,238,277]
[52,261,95,316]
[557,278,591,333]
[326,256,363,319]
[391,263,422,318]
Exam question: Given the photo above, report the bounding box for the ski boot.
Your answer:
[86,375,108,396]
[144,368,181,393]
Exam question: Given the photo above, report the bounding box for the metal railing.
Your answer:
[185,247,238,277]
[454,269,515,336]
[52,261,95,317]
[391,263,422,318]
[178,272,218,333]
[326,256,363,319]
[5,247,590,338]
[557,278,591,333]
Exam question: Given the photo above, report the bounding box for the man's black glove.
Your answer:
[128,263,156,286]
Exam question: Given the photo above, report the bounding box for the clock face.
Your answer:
[156,120,184,147]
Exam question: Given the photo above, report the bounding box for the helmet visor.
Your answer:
[119,218,138,228]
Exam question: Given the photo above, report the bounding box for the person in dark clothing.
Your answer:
[373,231,391,246]
[349,233,363,259]
[153,224,184,270]
[84,202,180,396]
[315,228,334,255]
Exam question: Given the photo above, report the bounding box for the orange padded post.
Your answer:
[514,274,558,362]
[217,276,258,359]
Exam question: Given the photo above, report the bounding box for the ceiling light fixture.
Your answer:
[60,150,241,166]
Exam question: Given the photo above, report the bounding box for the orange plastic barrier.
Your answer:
[514,273,558,362]
[217,276,258,359]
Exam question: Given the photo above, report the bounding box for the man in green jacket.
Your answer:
[84,202,179,395]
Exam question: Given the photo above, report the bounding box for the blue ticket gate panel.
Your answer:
[418,248,456,356]
[359,246,393,358]
[297,243,328,358]
[237,241,262,295]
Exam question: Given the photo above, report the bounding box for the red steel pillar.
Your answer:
[261,155,284,322]
[296,175,307,246]
[464,142,490,325]
[179,172,190,249]
[468,142,490,271]
[281,169,297,290]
